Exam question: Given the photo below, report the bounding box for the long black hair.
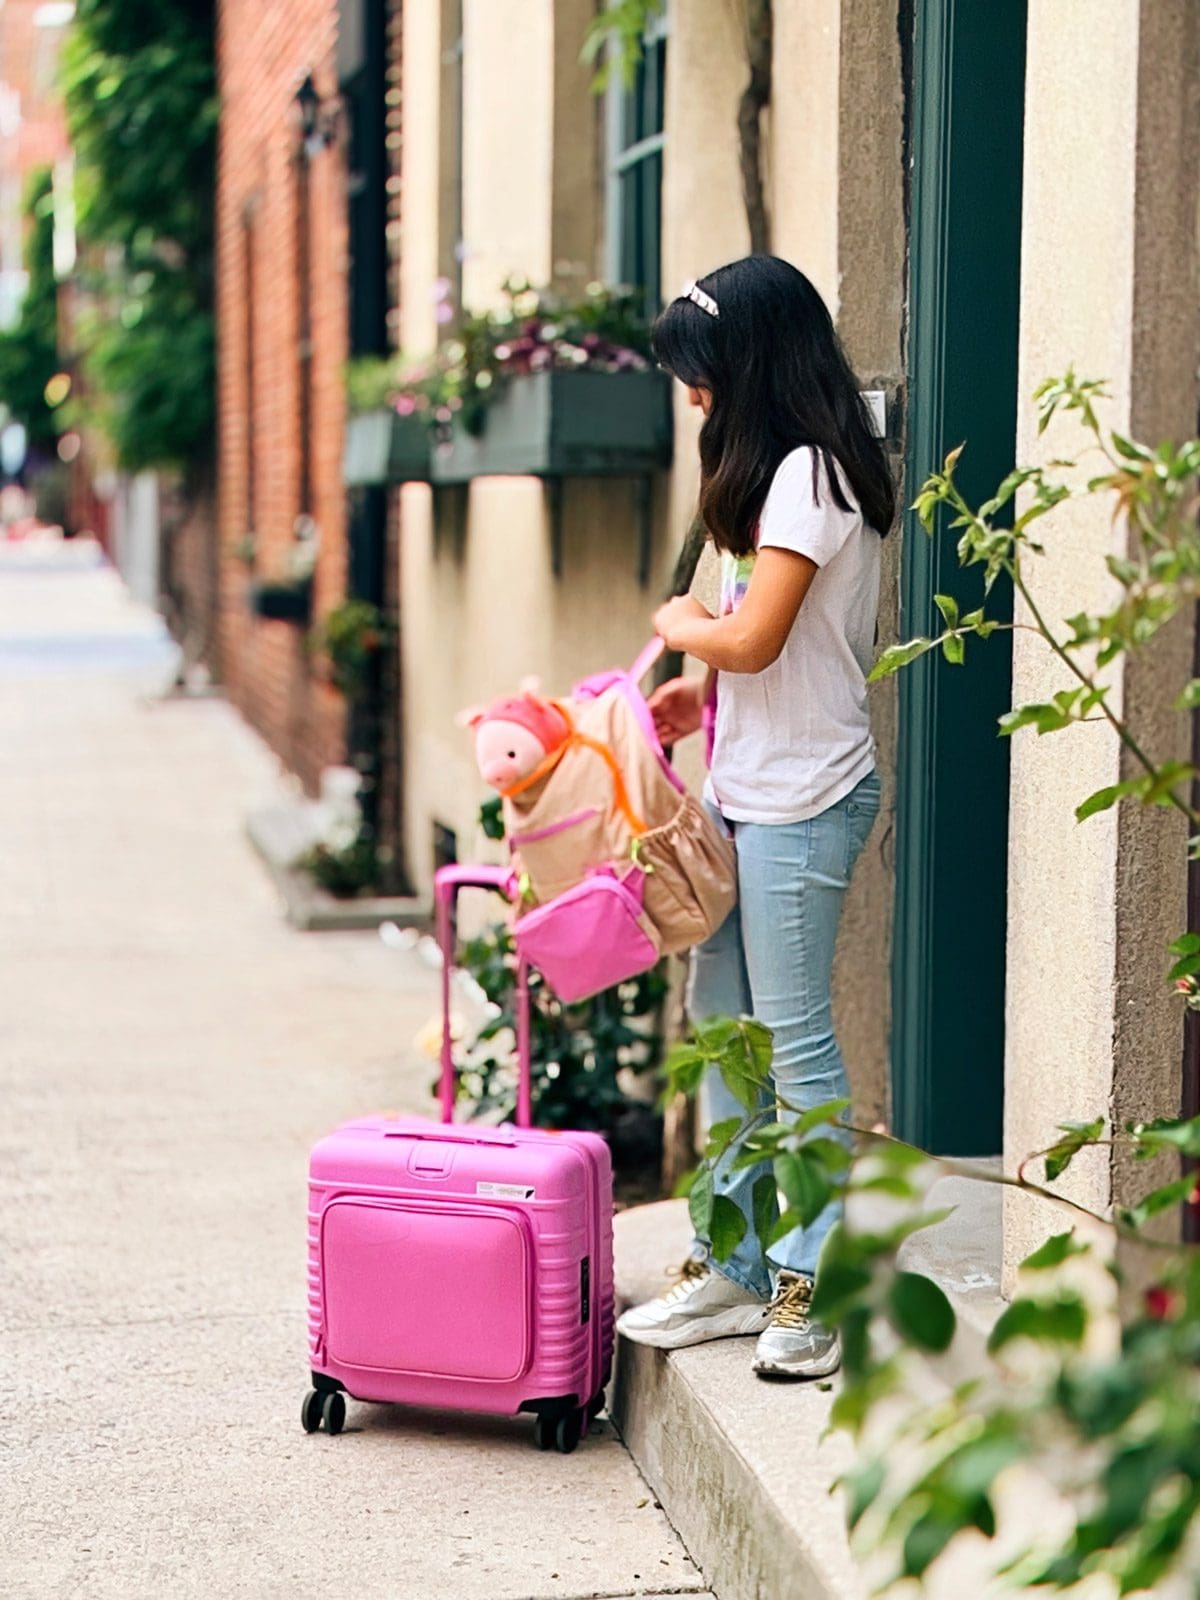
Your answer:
[651,256,895,556]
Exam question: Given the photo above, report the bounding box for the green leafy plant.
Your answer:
[298,828,378,898]
[580,0,665,90]
[664,376,1200,1591]
[449,920,666,1147]
[0,169,61,454]
[345,278,653,431]
[62,0,216,470]
[308,599,389,700]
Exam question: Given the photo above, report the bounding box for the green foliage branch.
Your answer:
[61,0,217,471]
[580,0,665,91]
[667,376,1200,1592]
[0,169,61,452]
[308,599,390,701]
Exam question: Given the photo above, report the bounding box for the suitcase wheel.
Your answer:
[321,1392,346,1435]
[301,1387,345,1436]
[587,1390,605,1422]
[532,1404,586,1454]
[301,1389,323,1434]
[554,1409,584,1455]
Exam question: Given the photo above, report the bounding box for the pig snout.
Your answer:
[481,753,524,787]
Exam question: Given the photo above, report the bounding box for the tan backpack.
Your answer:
[500,642,737,1003]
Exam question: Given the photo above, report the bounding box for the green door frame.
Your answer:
[891,0,1028,1154]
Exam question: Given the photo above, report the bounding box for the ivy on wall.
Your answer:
[0,168,61,454]
[61,0,217,472]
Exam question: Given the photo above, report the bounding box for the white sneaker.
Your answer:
[617,1258,771,1349]
[751,1271,842,1379]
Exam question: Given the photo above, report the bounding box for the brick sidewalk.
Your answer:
[0,544,707,1600]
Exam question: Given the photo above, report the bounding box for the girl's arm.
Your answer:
[653,548,819,674]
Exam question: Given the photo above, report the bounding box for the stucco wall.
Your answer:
[1005,0,1198,1279]
[396,1,907,1130]
[399,0,686,889]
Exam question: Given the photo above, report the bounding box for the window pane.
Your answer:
[609,33,665,308]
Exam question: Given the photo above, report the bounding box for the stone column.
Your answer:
[1004,0,1200,1279]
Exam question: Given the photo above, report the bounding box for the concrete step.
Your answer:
[612,1177,1006,1600]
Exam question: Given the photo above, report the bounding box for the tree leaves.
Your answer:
[62,2,217,469]
[751,1172,778,1247]
[888,1272,956,1353]
[774,1150,832,1229]
[867,637,936,683]
[687,1164,714,1238]
[1043,1118,1105,1181]
[709,1195,747,1262]
[1021,1230,1089,1270]
[988,1294,1087,1353]
[1074,763,1197,822]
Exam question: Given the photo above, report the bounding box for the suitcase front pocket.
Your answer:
[321,1198,532,1382]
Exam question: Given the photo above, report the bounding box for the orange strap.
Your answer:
[501,700,647,835]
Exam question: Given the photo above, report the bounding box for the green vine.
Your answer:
[0,169,61,454]
[580,1,665,91]
[61,0,217,471]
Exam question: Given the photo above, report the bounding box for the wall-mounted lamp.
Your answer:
[292,73,340,158]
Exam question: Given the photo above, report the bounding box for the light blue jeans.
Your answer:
[688,769,882,1299]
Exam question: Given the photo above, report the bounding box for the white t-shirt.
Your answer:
[705,445,881,825]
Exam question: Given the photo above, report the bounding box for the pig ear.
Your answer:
[455,704,486,730]
[518,675,542,697]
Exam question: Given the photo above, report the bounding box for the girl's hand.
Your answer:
[653,594,712,650]
[646,676,706,744]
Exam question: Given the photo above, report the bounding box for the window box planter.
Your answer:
[249,578,313,624]
[343,408,432,487]
[429,369,672,485]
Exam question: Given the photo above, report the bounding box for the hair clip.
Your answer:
[680,280,719,318]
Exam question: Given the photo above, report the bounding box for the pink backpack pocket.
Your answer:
[514,868,660,1004]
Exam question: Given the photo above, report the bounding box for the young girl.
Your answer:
[617,256,893,1379]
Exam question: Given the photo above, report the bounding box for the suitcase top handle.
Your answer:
[383,1123,519,1149]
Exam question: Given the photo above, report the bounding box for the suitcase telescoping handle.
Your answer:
[433,865,531,1129]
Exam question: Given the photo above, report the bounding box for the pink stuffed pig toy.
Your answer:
[461,691,571,792]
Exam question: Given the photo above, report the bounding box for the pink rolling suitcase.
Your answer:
[301,864,615,1453]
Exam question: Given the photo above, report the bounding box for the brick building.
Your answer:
[215,0,401,805]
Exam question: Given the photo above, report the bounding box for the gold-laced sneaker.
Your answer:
[617,1258,771,1350]
[752,1270,841,1379]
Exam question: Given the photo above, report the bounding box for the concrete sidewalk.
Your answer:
[0,543,709,1600]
